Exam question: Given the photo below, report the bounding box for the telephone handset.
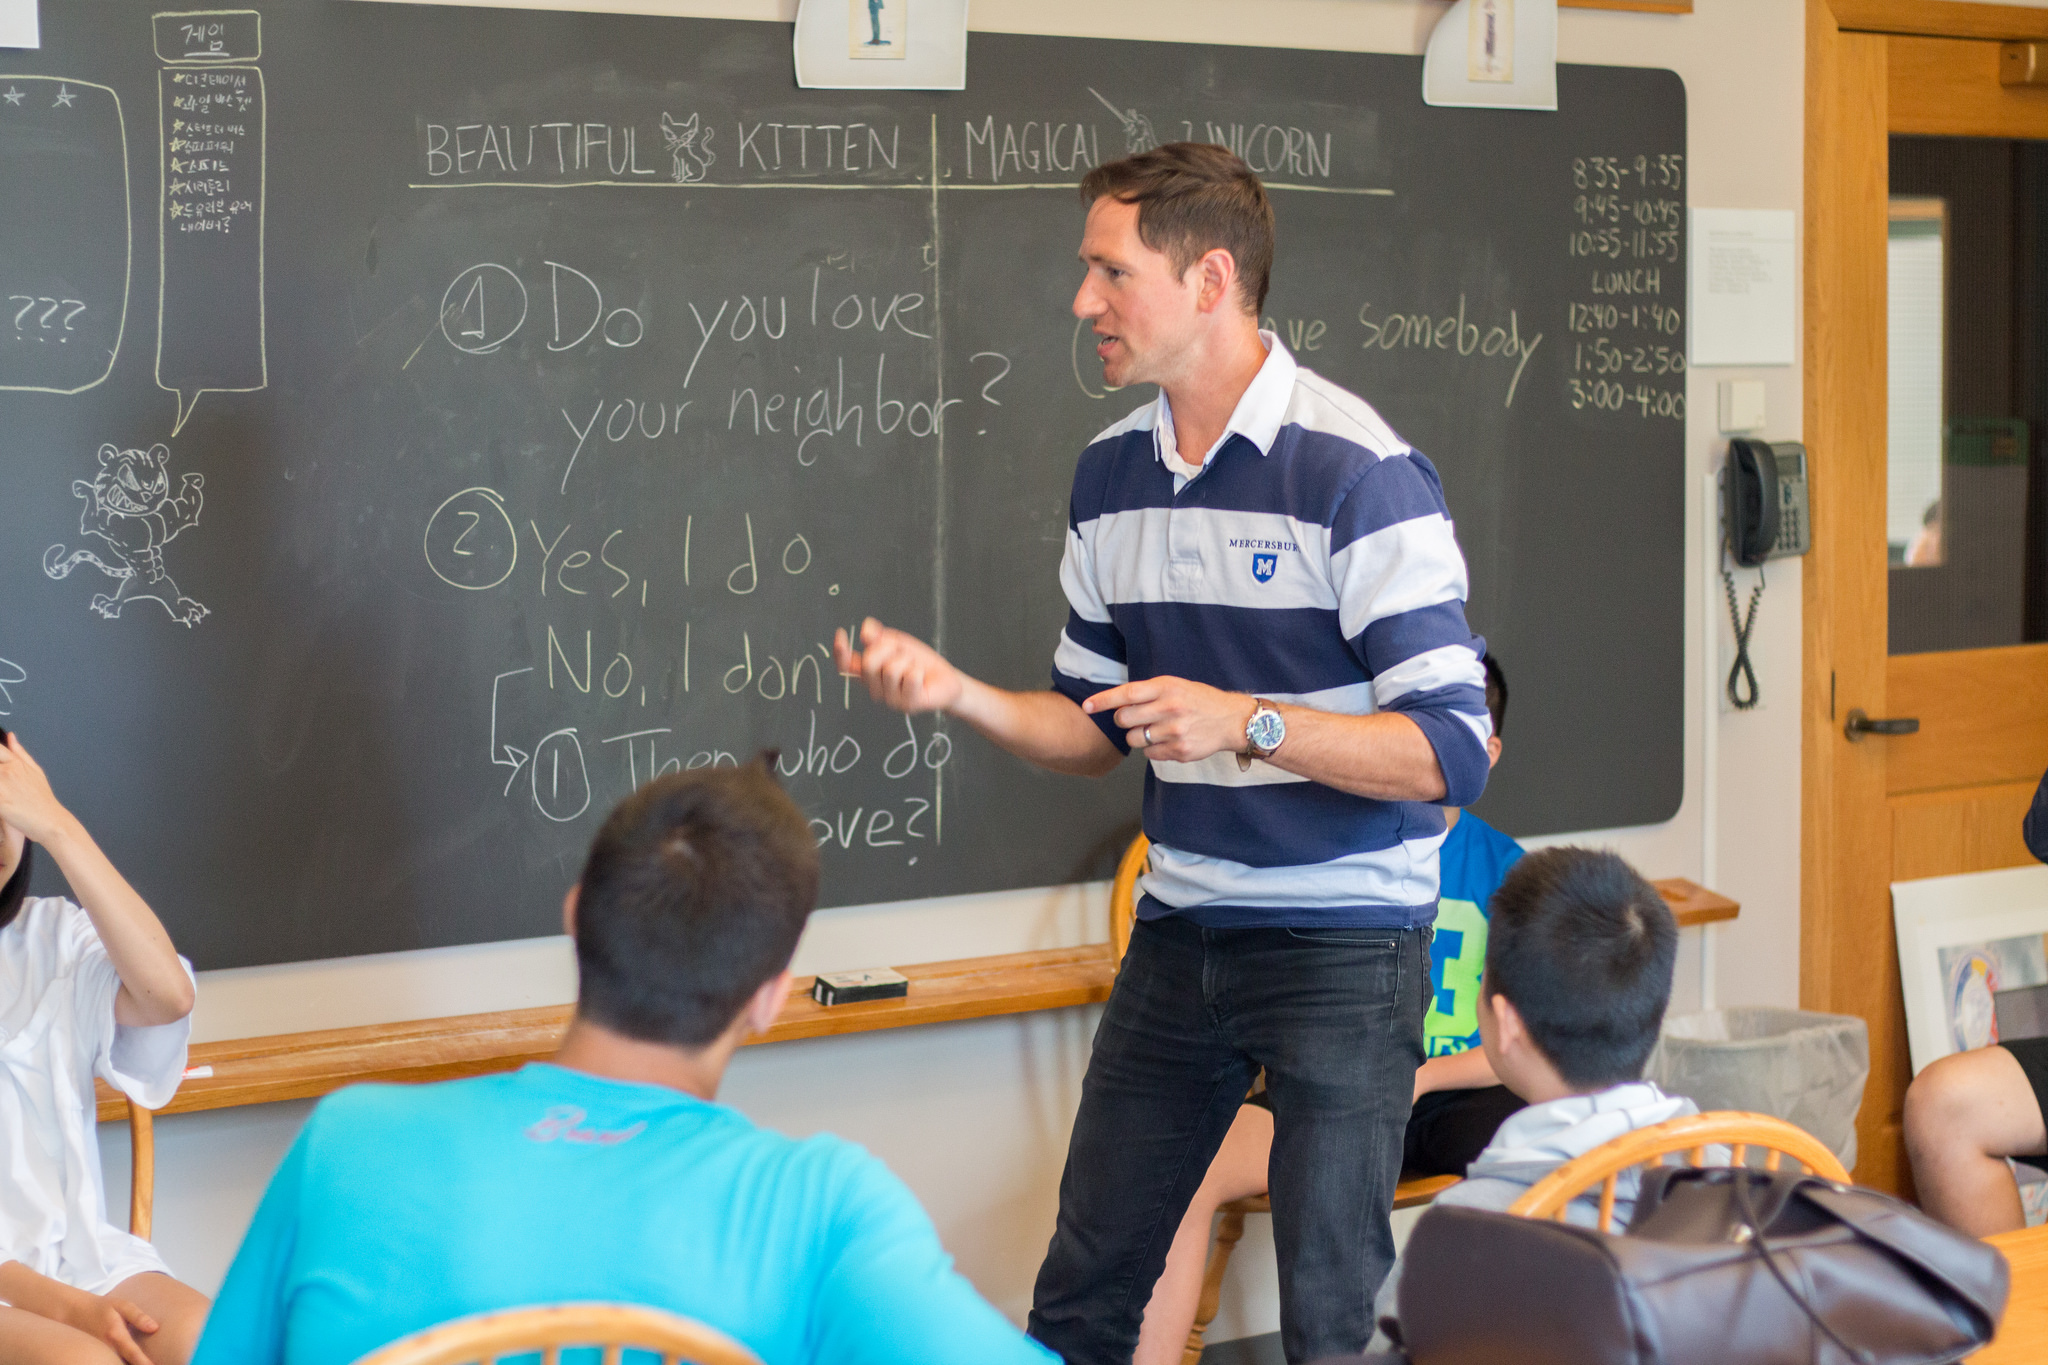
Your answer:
[1725,438,1780,567]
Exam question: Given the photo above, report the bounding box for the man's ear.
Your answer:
[561,884,579,939]
[1486,735,1503,769]
[742,968,793,1037]
[1192,247,1239,314]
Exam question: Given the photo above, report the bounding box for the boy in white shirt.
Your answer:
[1373,845,1687,1348]
[0,731,206,1365]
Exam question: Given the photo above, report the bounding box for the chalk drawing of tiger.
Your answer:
[43,443,209,626]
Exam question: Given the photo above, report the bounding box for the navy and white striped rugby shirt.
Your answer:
[1051,337,1491,930]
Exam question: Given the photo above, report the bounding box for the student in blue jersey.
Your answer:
[191,762,1054,1365]
[833,143,1491,1364]
[1131,653,1523,1365]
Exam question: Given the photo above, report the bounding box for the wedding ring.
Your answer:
[1143,726,1153,746]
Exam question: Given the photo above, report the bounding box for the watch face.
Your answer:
[1248,708,1285,752]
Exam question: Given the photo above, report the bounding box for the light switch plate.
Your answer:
[1718,379,1767,432]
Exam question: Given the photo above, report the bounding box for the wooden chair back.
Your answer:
[1505,1110,1852,1232]
[349,1304,764,1365]
[1110,832,1150,971]
[128,1097,154,1239]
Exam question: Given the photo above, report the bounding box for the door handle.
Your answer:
[1844,708,1920,741]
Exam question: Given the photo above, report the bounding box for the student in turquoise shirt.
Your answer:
[194,762,1053,1365]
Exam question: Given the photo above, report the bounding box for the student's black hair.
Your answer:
[572,757,819,1048]
[0,728,28,933]
[1481,846,1677,1089]
[1482,652,1508,740]
[0,841,31,933]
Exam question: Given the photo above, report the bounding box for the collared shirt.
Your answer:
[1051,334,1491,929]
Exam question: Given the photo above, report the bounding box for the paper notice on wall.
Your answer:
[0,0,39,49]
[795,0,964,89]
[1689,208,1796,367]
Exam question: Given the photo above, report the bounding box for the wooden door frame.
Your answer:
[1804,0,2048,1192]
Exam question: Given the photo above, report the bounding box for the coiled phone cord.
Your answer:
[1722,544,1764,711]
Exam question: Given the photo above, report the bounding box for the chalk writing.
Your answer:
[156,24,267,435]
[1562,153,1685,423]
[0,75,132,395]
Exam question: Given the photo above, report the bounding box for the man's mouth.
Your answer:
[1096,333,1120,360]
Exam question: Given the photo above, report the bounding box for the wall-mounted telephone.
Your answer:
[1724,439,1811,566]
[1719,439,1811,710]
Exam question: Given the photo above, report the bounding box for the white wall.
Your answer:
[102,0,1809,1345]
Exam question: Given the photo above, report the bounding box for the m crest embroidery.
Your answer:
[1252,552,1277,583]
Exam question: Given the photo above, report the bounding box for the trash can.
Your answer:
[1644,1008,1870,1171]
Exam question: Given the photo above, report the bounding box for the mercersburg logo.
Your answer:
[1229,536,1295,584]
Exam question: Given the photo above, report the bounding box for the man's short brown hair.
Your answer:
[574,759,819,1047]
[1079,143,1275,315]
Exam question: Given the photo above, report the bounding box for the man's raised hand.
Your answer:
[832,618,965,715]
[1084,676,1256,764]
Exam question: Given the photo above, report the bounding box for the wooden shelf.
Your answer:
[96,945,1115,1122]
[1563,0,1691,12]
[1654,877,1741,928]
[1831,0,2048,43]
[97,879,1735,1123]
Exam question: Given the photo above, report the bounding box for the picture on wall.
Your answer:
[1895,864,2048,1074]
[1937,933,2048,1053]
[849,0,905,59]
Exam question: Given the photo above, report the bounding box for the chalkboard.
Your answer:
[0,4,1686,969]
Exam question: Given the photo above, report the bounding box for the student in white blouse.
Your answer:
[0,731,206,1365]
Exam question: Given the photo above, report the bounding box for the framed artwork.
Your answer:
[1895,864,2048,1076]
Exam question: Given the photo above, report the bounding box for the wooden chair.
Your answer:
[1108,833,1461,1365]
[1505,1110,1851,1232]
[127,1096,155,1238]
[348,1304,764,1365]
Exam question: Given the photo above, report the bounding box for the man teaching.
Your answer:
[832,143,1491,1363]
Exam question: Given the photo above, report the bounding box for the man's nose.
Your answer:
[1073,280,1104,320]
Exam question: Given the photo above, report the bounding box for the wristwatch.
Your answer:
[1239,698,1285,771]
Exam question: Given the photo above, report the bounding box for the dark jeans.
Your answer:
[1028,914,1429,1365]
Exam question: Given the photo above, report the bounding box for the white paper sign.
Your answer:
[795,0,965,91]
[1689,208,1797,367]
[1422,0,1555,112]
[0,0,39,50]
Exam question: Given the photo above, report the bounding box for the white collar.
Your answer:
[1153,330,1297,480]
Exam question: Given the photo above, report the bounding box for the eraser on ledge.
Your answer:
[812,967,910,1007]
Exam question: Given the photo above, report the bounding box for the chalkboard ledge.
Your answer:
[96,880,1735,1123]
